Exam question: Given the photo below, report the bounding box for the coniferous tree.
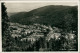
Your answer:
[2,3,13,51]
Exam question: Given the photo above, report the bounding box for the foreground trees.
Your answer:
[2,3,14,51]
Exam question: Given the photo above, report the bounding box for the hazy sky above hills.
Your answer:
[5,2,78,12]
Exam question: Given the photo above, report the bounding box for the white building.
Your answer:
[21,38,27,41]
[46,31,61,41]
[27,37,36,42]
[25,30,31,33]
[68,33,75,40]
[21,37,36,42]
[31,33,44,37]
[11,34,21,38]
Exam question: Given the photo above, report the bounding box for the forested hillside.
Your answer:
[10,5,78,32]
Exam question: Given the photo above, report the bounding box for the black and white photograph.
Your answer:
[1,1,78,52]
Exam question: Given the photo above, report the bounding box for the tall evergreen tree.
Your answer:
[2,3,13,51]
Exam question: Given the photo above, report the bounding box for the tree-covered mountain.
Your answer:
[7,12,18,17]
[9,5,78,32]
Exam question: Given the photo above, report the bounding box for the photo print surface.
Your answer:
[1,1,78,51]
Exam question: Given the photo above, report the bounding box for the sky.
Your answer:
[5,2,78,13]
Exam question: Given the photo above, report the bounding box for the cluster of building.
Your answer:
[9,23,46,43]
[9,22,76,44]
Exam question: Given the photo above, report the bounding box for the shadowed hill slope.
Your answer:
[10,5,78,31]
